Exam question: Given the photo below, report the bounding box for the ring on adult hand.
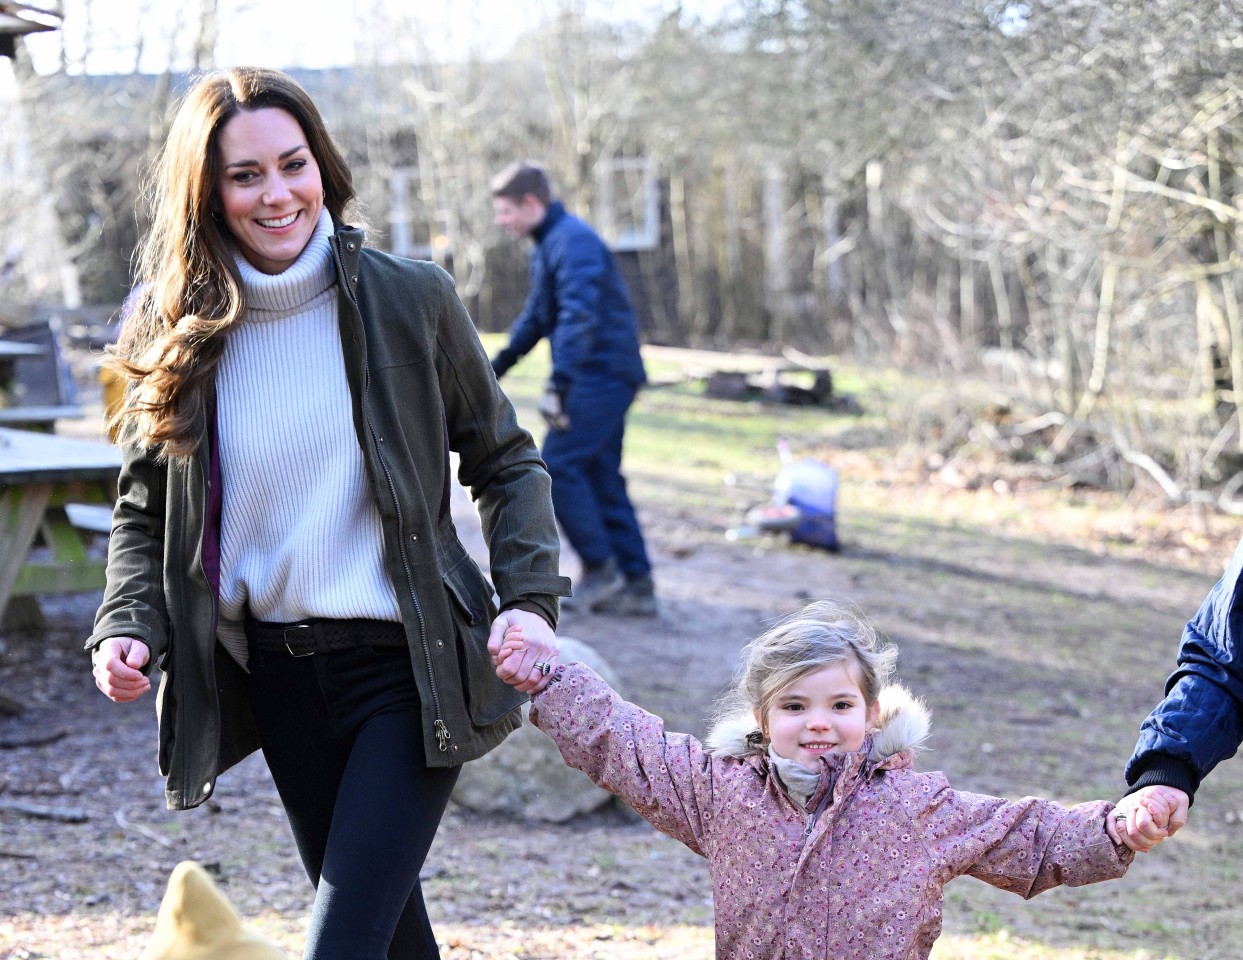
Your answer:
[1113,810,1128,822]
[534,661,551,676]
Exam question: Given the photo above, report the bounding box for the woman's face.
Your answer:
[216,106,323,275]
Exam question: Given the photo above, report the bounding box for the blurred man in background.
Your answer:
[489,161,655,617]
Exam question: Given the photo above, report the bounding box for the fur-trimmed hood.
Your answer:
[704,683,932,763]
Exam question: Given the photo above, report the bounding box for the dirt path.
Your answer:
[2,449,1240,959]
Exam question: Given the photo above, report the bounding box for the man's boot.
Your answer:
[594,573,657,617]
[563,558,625,612]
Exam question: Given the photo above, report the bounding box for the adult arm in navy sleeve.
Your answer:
[1125,535,1243,805]
[491,254,552,378]
[543,230,608,393]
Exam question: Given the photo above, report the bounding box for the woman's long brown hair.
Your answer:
[106,67,356,458]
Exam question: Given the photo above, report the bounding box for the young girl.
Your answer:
[491,601,1171,960]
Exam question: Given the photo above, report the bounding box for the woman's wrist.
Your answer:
[533,663,567,695]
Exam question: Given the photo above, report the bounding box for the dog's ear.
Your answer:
[142,861,290,960]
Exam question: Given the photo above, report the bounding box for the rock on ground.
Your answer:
[451,636,624,822]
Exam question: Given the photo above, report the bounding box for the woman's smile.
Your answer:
[257,211,299,229]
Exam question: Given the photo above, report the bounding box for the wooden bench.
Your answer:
[0,323,83,430]
[0,427,121,623]
[64,503,114,535]
[0,404,87,428]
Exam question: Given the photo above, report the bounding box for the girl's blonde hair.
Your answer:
[721,600,898,727]
[106,67,358,458]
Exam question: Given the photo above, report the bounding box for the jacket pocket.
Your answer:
[443,556,525,728]
[155,663,176,777]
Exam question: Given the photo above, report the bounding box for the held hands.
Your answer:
[487,609,558,694]
[91,636,151,702]
[1106,785,1190,853]
[538,381,570,432]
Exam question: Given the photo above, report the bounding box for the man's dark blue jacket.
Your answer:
[491,202,646,391]
[1126,535,1243,803]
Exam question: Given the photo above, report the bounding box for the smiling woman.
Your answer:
[86,67,569,960]
[216,109,324,275]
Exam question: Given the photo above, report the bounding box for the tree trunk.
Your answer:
[763,159,788,343]
[670,172,698,341]
[1208,128,1243,450]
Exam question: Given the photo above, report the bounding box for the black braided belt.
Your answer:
[246,618,407,657]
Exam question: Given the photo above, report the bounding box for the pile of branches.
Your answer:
[894,385,1243,516]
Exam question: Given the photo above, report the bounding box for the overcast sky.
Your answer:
[23,0,730,75]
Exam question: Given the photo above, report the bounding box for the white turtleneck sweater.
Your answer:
[214,209,400,664]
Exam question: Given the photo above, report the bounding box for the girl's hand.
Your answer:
[1139,791,1174,830]
[492,625,525,664]
[1108,786,1189,852]
[1140,785,1189,836]
[91,637,151,702]
[487,610,558,694]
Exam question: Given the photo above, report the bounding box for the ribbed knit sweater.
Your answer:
[215,210,400,664]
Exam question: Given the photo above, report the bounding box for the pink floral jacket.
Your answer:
[528,663,1133,960]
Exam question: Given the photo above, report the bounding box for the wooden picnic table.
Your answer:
[0,339,48,389]
[0,405,89,428]
[0,340,47,399]
[0,342,48,358]
[0,427,121,623]
[0,337,81,430]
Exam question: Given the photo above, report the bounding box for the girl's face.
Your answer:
[216,106,323,275]
[758,662,880,772]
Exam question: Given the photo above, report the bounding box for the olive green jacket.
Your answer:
[88,224,570,810]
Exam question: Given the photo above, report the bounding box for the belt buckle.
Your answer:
[283,623,316,657]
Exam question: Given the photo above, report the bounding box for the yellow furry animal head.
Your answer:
[141,861,290,960]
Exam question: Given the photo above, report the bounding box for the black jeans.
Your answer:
[245,634,459,960]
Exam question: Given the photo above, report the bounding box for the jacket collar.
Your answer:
[532,201,566,244]
[329,218,365,304]
[705,683,932,766]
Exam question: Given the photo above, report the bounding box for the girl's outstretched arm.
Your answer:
[918,782,1135,898]
[527,662,722,856]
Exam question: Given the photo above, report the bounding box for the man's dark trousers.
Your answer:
[542,373,650,579]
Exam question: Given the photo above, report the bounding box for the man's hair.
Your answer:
[491,161,554,205]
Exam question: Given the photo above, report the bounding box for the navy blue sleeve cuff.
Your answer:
[491,351,515,378]
[1125,755,1199,806]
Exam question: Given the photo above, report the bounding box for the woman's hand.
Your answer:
[1107,785,1189,852]
[487,609,558,694]
[91,637,151,702]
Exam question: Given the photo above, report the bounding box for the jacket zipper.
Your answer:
[333,235,449,752]
[192,443,219,801]
[199,425,219,645]
[798,766,849,853]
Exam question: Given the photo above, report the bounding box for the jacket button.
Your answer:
[409,533,419,543]
[347,241,357,251]
[351,275,358,284]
